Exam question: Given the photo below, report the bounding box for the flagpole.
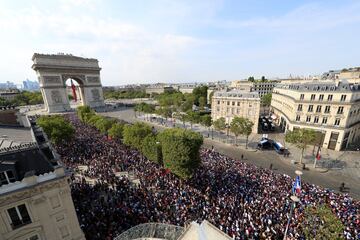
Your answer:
[283,195,299,240]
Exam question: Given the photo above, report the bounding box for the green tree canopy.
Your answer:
[108,123,125,140]
[261,93,272,106]
[123,122,152,150]
[213,117,226,131]
[37,115,75,144]
[230,117,254,147]
[192,86,208,106]
[302,205,345,240]
[285,128,316,164]
[76,105,95,122]
[248,76,255,82]
[185,110,201,129]
[103,89,149,99]
[141,135,162,164]
[200,114,212,128]
[94,117,115,134]
[158,128,203,179]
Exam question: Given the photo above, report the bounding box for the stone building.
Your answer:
[230,80,278,97]
[0,120,85,240]
[271,80,360,151]
[211,90,260,133]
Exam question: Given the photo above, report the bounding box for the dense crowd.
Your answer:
[56,114,360,240]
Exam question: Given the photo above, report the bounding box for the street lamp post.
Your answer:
[211,127,214,140]
[283,195,300,240]
[283,170,302,240]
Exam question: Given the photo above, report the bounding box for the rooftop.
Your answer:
[275,80,360,92]
[213,90,260,99]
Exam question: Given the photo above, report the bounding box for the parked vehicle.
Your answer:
[257,139,273,150]
[273,141,285,154]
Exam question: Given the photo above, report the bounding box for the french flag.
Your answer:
[292,175,301,194]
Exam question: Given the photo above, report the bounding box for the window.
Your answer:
[0,170,16,186]
[216,107,220,112]
[337,106,344,114]
[314,116,319,123]
[300,94,304,100]
[316,105,322,113]
[322,117,328,124]
[297,104,303,111]
[311,94,316,100]
[232,101,235,106]
[340,95,347,101]
[227,101,230,106]
[25,235,40,240]
[217,101,220,105]
[324,106,331,113]
[237,102,240,106]
[296,115,300,121]
[306,116,311,122]
[319,94,324,101]
[308,105,313,112]
[334,118,341,126]
[7,204,31,229]
[328,95,333,101]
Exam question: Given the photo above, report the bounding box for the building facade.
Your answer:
[211,90,260,133]
[0,120,85,240]
[271,81,360,151]
[230,80,278,97]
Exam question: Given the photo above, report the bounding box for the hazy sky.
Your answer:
[1,0,360,86]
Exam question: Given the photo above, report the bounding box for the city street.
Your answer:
[101,107,360,199]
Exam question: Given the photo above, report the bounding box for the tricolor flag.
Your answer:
[292,175,301,194]
[71,79,77,102]
[316,149,321,161]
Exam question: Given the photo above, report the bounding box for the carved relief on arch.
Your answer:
[87,76,100,83]
[43,76,61,84]
[51,90,63,104]
[91,88,100,101]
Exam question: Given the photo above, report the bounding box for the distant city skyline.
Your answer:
[1,0,360,86]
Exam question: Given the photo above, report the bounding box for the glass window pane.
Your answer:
[18,204,31,223]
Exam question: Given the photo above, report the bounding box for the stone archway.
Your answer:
[32,53,105,113]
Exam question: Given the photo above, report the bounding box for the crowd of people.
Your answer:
[55,114,360,240]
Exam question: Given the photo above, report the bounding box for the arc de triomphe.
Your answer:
[32,53,105,113]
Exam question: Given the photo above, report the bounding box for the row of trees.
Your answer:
[213,117,254,148]
[76,106,204,179]
[0,91,43,106]
[123,123,203,179]
[37,115,75,144]
[104,89,150,100]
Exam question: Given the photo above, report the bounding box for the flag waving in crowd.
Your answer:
[292,175,301,195]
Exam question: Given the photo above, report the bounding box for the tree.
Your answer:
[108,123,124,140]
[201,114,212,137]
[261,93,272,106]
[285,128,316,164]
[302,205,345,240]
[76,105,95,122]
[198,96,207,109]
[123,122,152,150]
[185,110,200,129]
[158,128,203,179]
[141,135,162,164]
[87,115,103,127]
[248,76,255,82]
[236,117,254,148]
[230,117,242,145]
[37,115,75,144]
[94,117,114,134]
[261,76,267,82]
[213,117,226,132]
[181,94,195,112]
[192,86,208,106]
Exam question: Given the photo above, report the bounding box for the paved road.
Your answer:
[101,107,360,199]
